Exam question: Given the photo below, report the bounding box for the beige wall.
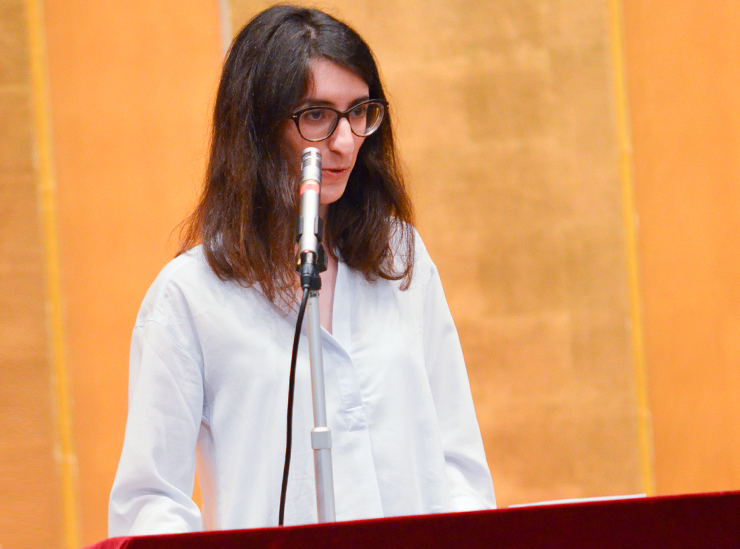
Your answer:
[3,0,740,548]
[623,0,740,494]
[1,1,223,547]
[42,3,222,543]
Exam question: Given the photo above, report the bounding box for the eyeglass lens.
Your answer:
[298,102,384,141]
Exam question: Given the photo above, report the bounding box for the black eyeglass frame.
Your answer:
[289,99,388,142]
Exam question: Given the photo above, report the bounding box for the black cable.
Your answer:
[279,287,309,526]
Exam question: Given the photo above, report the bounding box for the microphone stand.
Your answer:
[298,242,336,523]
[282,146,335,524]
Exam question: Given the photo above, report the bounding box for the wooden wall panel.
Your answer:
[622,0,740,494]
[41,1,223,545]
[230,0,646,506]
[0,0,64,547]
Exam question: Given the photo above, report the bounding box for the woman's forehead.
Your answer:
[301,58,369,107]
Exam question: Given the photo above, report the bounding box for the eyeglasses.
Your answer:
[290,99,387,142]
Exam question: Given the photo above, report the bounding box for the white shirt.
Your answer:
[109,233,495,536]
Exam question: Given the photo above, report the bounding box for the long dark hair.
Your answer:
[179,5,415,304]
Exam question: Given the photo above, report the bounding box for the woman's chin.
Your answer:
[319,181,348,207]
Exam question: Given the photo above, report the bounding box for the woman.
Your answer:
[109,4,495,535]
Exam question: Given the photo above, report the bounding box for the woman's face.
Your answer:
[282,58,370,215]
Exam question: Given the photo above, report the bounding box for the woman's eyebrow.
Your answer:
[299,95,371,108]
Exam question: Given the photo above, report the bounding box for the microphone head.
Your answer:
[301,147,322,184]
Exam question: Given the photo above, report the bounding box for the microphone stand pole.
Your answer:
[305,279,336,522]
[299,249,336,523]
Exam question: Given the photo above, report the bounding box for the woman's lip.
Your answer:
[322,167,349,177]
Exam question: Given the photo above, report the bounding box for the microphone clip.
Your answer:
[296,217,327,291]
[297,247,327,291]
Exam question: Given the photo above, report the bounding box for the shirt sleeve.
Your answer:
[108,318,204,536]
[420,259,497,511]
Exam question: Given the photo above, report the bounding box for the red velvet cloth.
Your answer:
[88,491,740,549]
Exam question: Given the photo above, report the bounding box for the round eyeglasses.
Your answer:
[290,99,387,142]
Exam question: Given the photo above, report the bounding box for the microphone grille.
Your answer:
[301,147,322,183]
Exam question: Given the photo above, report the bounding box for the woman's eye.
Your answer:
[304,109,327,122]
[350,105,367,118]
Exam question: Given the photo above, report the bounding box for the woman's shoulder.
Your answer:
[406,225,436,288]
[382,221,436,290]
[135,245,215,327]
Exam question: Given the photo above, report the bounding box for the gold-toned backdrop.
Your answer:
[622,0,740,494]
[0,1,65,546]
[3,1,740,548]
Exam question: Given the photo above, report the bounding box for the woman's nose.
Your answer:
[328,117,355,155]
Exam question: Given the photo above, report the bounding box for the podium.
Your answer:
[88,491,740,548]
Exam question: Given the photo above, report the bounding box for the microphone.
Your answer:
[297,148,323,289]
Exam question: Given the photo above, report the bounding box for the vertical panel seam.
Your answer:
[607,0,656,496]
[24,0,81,545]
[218,0,233,55]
